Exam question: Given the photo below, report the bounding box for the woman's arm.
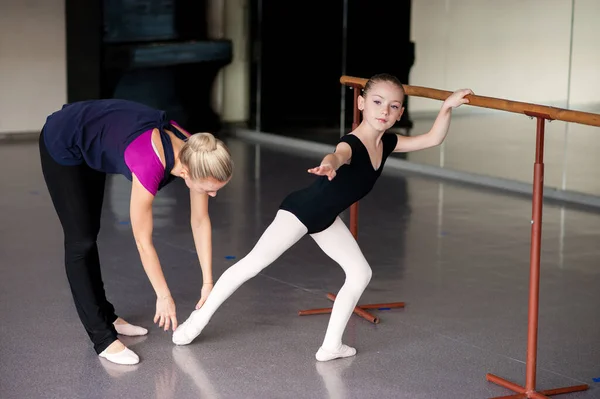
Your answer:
[130,174,177,331]
[189,189,214,309]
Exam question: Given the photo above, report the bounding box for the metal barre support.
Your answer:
[485,113,588,398]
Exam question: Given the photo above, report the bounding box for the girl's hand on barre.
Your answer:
[444,89,474,109]
[308,164,336,180]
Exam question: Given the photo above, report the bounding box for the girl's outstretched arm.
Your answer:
[308,142,353,181]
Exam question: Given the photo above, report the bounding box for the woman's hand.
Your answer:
[155,294,178,331]
[195,283,213,309]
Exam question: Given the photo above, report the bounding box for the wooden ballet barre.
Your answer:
[340,75,600,128]
[298,292,405,324]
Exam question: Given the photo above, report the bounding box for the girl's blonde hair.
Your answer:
[179,133,233,182]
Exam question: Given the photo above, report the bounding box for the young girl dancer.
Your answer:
[40,99,233,365]
[172,73,473,361]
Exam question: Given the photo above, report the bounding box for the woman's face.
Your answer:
[184,175,229,197]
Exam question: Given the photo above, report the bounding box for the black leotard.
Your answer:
[279,132,398,234]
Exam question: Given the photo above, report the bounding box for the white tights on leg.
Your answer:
[310,217,372,361]
[172,213,372,363]
[172,210,307,345]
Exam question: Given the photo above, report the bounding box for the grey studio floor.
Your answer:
[1,131,599,399]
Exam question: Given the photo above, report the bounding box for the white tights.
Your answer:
[172,210,372,359]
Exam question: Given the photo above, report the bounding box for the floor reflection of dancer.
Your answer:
[172,347,220,398]
[316,358,354,399]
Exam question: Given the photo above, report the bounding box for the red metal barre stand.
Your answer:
[485,113,589,398]
[298,86,406,323]
[298,292,405,324]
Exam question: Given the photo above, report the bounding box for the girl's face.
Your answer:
[358,81,405,132]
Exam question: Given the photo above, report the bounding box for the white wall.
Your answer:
[207,0,226,116]
[569,0,600,110]
[410,0,599,115]
[207,0,250,123]
[0,0,67,134]
[222,0,250,123]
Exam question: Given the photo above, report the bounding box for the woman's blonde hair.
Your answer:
[179,133,233,182]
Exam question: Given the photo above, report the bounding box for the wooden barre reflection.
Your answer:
[298,292,405,324]
[340,75,600,128]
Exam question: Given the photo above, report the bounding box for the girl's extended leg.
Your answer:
[309,217,373,361]
[173,210,308,345]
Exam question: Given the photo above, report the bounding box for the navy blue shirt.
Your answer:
[42,99,171,180]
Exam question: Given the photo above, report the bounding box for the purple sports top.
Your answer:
[42,99,190,195]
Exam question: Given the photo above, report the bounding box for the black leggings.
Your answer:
[39,132,118,354]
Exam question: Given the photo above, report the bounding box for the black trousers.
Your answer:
[39,132,118,354]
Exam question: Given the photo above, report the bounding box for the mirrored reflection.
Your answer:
[315,357,355,399]
[171,346,221,398]
[153,364,178,399]
[404,1,600,201]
